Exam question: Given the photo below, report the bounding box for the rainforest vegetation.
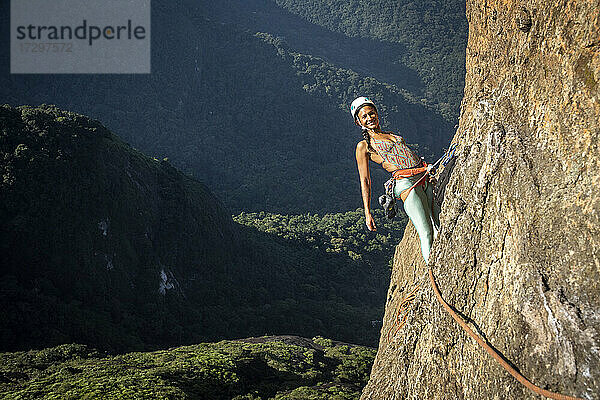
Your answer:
[0,0,466,213]
[0,104,403,353]
[0,1,467,397]
[0,337,375,399]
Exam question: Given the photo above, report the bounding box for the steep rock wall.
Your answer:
[362,0,599,399]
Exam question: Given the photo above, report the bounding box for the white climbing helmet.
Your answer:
[350,96,377,122]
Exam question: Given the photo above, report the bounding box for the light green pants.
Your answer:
[393,174,440,263]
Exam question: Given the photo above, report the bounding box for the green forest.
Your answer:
[0,1,468,397]
[0,0,466,214]
[272,0,468,120]
[234,209,407,270]
[0,337,375,399]
[0,104,404,354]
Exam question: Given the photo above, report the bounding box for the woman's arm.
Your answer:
[355,141,377,231]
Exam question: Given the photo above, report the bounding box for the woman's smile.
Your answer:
[357,106,380,130]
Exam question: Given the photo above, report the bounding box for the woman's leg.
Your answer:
[423,180,440,238]
[394,177,434,263]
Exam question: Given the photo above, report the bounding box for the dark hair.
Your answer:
[361,127,376,153]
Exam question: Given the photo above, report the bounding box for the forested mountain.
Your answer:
[234,210,407,270]
[271,0,468,119]
[0,336,375,399]
[1,0,466,214]
[0,104,396,352]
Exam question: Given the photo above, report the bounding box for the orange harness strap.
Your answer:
[392,162,429,202]
[391,162,428,178]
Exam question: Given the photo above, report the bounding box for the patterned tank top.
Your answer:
[370,133,422,170]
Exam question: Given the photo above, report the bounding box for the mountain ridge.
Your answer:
[1,0,464,213]
[1,103,390,353]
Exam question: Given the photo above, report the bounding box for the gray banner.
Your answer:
[11,0,151,74]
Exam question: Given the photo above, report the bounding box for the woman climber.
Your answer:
[352,96,440,263]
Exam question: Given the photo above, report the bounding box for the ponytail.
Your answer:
[362,127,376,153]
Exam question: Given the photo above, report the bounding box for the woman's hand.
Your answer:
[365,212,377,231]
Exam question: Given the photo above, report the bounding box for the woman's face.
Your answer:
[357,106,380,130]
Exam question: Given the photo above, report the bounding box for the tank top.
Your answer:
[370,133,422,170]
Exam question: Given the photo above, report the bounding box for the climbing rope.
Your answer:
[385,283,422,343]
[427,268,583,400]
[382,141,582,398]
[397,142,458,201]
[384,267,583,400]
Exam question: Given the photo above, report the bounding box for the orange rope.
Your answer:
[385,283,421,343]
[428,268,584,400]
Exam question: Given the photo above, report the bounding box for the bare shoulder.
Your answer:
[356,139,368,151]
[356,140,370,162]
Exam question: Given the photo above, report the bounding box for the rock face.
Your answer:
[362,1,599,399]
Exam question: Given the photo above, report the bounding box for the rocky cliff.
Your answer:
[362,0,599,399]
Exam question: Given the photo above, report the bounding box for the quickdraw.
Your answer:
[440,142,457,167]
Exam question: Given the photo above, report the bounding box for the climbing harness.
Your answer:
[381,142,457,210]
[392,165,429,202]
